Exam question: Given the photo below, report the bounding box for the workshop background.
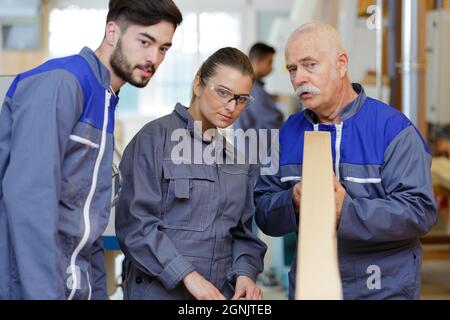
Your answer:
[1,0,450,299]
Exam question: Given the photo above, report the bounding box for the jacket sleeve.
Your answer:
[338,125,438,242]
[228,165,267,283]
[90,237,108,300]
[115,126,195,291]
[2,70,83,299]
[254,146,299,237]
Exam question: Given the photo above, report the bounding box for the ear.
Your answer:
[336,52,349,78]
[193,75,204,97]
[105,21,121,47]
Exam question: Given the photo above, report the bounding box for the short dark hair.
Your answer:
[248,42,276,61]
[107,0,183,31]
[191,47,255,104]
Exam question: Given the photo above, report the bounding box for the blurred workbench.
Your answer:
[421,157,450,259]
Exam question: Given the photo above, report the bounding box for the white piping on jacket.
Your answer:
[344,177,382,184]
[67,90,111,300]
[87,271,92,300]
[69,135,100,149]
[335,123,343,181]
[281,176,302,183]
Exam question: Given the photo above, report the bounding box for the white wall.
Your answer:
[55,0,108,9]
[51,0,378,94]
[339,0,377,83]
[53,0,295,52]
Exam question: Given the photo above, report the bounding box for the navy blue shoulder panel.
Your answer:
[6,55,116,134]
[278,98,429,167]
[6,54,79,99]
[341,97,429,165]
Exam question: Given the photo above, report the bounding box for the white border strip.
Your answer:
[335,123,343,181]
[68,90,111,300]
[281,176,302,183]
[70,135,99,149]
[344,177,382,184]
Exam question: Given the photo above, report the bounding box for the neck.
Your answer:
[317,81,358,125]
[95,44,125,92]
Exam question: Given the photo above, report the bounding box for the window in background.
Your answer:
[49,7,106,58]
[49,8,241,117]
[137,11,242,118]
[0,0,41,51]
[257,11,289,43]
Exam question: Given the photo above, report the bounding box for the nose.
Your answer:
[145,47,160,65]
[224,99,237,113]
[292,68,308,88]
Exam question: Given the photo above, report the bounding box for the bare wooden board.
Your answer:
[296,131,343,300]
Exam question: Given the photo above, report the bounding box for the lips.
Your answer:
[218,113,232,121]
[300,92,313,99]
[137,66,152,78]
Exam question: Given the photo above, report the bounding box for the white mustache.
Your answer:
[295,85,321,97]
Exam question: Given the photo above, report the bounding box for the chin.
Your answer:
[216,121,232,129]
[302,102,319,111]
[215,123,227,129]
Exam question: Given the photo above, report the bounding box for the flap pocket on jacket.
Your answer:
[162,160,216,231]
[163,160,216,181]
[219,164,249,175]
[174,179,190,199]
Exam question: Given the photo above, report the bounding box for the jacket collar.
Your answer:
[79,47,112,92]
[174,103,197,136]
[173,103,236,155]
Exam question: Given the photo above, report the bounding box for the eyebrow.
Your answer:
[217,84,233,92]
[286,56,318,69]
[300,56,317,62]
[217,84,250,96]
[139,32,173,47]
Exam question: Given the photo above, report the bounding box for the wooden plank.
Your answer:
[423,250,450,260]
[296,131,343,300]
[420,236,450,244]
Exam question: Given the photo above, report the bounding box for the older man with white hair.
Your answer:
[254,22,437,300]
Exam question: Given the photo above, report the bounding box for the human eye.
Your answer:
[237,96,250,105]
[305,62,317,71]
[287,67,296,77]
[139,39,150,47]
[216,88,231,98]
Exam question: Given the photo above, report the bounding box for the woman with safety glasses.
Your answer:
[115,47,267,300]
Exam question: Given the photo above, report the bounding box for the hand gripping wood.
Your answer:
[295,131,343,300]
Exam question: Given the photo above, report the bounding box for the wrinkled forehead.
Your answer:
[285,35,331,64]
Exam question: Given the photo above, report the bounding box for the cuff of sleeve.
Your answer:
[158,255,195,290]
[227,262,259,284]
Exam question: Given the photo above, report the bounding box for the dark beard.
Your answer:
[110,40,155,88]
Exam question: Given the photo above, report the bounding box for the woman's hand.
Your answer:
[183,270,226,300]
[231,275,263,300]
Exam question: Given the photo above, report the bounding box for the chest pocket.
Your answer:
[219,164,250,227]
[162,160,216,231]
[342,166,385,199]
